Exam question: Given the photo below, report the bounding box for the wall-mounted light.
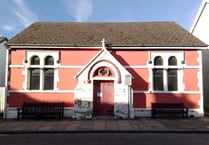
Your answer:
[181,60,185,64]
[56,60,61,64]
[24,60,28,63]
[148,60,152,64]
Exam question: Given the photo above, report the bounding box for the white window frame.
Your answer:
[24,51,59,91]
[150,51,184,93]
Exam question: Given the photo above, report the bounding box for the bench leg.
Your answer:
[151,110,156,118]
[17,114,20,120]
[17,113,22,120]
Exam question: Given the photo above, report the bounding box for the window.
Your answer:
[31,56,40,65]
[168,56,177,65]
[168,56,178,91]
[43,56,54,90]
[153,69,163,90]
[26,52,58,91]
[154,56,163,65]
[44,69,54,90]
[30,68,40,90]
[45,56,54,65]
[167,69,177,91]
[153,56,163,90]
[29,56,40,90]
[151,52,183,92]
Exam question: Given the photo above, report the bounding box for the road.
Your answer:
[0,133,209,145]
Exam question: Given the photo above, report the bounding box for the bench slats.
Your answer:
[17,102,64,120]
[151,103,188,118]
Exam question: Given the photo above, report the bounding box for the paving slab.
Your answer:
[0,117,209,133]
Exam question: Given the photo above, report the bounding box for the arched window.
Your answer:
[153,56,163,90]
[168,56,177,66]
[29,55,55,90]
[168,56,178,91]
[152,52,182,92]
[154,56,163,65]
[29,56,40,90]
[45,56,54,65]
[31,56,40,65]
[93,67,114,77]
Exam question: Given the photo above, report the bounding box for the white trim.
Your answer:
[133,90,201,94]
[24,51,59,91]
[8,89,200,94]
[8,45,207,50]
[59,65,84,69]
[75,49,105,78]
[150,51,184,92]
[9,64,200,69]
[198,50,204,114]
[111,46,207,50]
[89,61,119,82]
[8,45,102,49]
[8,90,75,93]
[124,65,149,69]
[4,48,9,118]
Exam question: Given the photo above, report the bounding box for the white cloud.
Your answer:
[13,0,38,27]
[2,25,15,31]
[64,0,93,22]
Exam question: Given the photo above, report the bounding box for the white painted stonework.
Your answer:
[74,47,134,119]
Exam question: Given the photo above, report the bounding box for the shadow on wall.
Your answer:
[152,93,200,117]
[111,50,148,109]
[202,49,209,111]
[6,88,74,119]
[111,50,202,117]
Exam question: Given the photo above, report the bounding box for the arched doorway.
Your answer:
[93,80,114,116]
[92,66,115,116]
[74,49,134,119]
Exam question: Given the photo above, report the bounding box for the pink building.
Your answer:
[5,22,207,119]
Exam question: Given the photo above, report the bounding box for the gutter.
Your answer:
[6,45,208,50]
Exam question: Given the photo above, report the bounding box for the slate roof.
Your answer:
[0,37,7,43]
[7,22,207,48]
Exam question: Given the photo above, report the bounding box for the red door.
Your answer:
[93,80,114,116]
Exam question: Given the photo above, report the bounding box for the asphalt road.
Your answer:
[0,133,209,145]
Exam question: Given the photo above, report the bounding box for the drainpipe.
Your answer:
[125,74,132,119]
[3,45,9,119]
[128,86,130,119]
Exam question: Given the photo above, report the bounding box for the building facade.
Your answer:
[0,37,7,114]
[5,22,207,119]
[191,0,209,111]
[0,37,7,87]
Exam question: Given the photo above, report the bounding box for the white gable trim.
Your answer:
[75,45,132,81]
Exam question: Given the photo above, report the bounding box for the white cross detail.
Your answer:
[101,38,106,50]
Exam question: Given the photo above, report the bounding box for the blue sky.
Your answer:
[0,0,203,39]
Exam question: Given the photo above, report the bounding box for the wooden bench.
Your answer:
[17,102,64,120]
[151,103,188,118]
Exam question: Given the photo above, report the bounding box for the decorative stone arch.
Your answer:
[93,66,115,77]
[87,60,121,83]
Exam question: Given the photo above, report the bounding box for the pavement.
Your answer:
[1,116,209,134]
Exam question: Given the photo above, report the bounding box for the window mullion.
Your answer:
[164,69,168,91]
[40,68,44,90]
